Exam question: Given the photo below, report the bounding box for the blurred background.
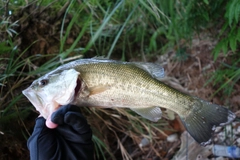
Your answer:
[0,0,239,159]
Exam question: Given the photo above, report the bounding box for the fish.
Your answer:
[22,58,236,145]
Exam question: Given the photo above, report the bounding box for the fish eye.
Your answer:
[39,79,48,87]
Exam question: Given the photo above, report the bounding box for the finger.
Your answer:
[28,117,59,159]
[46,113,58,129]
[51,104,80,124]
[54,112,92,143]
[64,112,90,134]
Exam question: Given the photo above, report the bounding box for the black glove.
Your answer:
[27,105,94,160]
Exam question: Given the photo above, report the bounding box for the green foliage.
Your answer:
[213,0,240,60]
[226,0,240,27]
[0,18,18,37]
[0,42,12,54]
[209,0,240,97]
[206,57,240,98]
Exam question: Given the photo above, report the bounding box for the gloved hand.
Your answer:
[27,105,94,160]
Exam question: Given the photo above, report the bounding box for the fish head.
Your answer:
[22,69,80,118]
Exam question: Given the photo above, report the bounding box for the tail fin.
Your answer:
[180,97,236,146]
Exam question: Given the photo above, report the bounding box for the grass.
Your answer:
[0,0,239,159]
[206,59,240,98]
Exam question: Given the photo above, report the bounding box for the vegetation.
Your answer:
[0,0,239,159]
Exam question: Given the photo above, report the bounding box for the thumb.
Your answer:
[45,113,58,129]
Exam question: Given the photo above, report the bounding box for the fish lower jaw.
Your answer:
[41,102,61,119]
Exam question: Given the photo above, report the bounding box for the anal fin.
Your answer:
[130,106,162,122]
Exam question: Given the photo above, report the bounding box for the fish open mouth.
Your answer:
[22,88,42,110]
[22,88,50,118]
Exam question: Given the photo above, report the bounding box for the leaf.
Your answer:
[237,29,240,42]
[106,4,137,58]
[213,41,223,61]
[226,0,240,26]
[222,40,228,55]
[229,35,237,51]
[0,42,12,54]
[84,1,124,53]
[233,0,240,23]
[203,0,209,5]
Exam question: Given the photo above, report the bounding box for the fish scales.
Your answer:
[74,63,192,116]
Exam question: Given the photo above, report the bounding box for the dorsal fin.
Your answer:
[130,62,165,79]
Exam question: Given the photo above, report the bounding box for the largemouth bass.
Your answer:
[22,58,235,145]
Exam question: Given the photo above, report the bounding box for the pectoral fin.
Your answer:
[88,85,110,96]
[130,107,162,122]
[78,81,110,98]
